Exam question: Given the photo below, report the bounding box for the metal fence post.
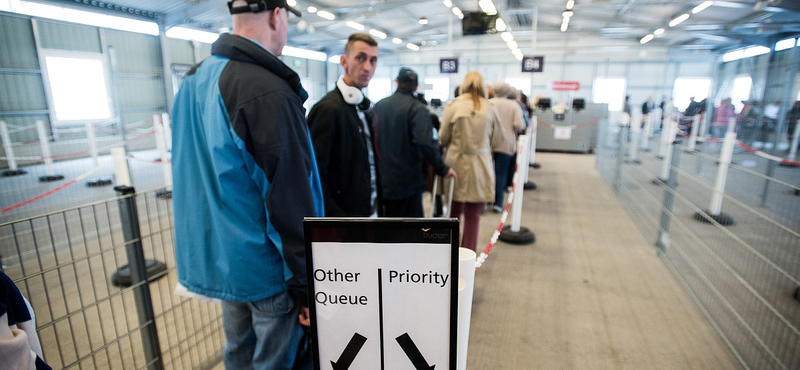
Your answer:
[657,140,682,255]
[114,185,164,370]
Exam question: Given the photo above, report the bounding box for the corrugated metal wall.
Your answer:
[0,14,48,143]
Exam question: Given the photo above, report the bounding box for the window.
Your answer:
[367,78,392,102]
[672,78,711,111]
[730,76,752,114]
[44,55,113,124]
[592,78,626,111]
[504,78,531,97]
[423,78,450,102]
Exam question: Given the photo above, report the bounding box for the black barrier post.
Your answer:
[656,141,682,255]
[115,186,164,370]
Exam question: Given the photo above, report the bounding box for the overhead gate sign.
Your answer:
[305,218,459,370]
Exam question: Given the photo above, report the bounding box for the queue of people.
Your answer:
[169,1,533,369]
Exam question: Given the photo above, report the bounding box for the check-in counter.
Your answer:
[532,103,608,153]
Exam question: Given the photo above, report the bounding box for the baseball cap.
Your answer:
[228,0,301,17]
[396,67,418,85]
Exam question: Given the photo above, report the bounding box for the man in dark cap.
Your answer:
[171,1,322,369]
[374,67,456,217]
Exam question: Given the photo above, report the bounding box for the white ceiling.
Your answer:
[30,0,800,57]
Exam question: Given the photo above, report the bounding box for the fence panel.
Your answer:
[0,188,223,370]
[596,118,800,370]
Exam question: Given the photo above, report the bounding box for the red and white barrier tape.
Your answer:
[475,164,520,270]
[538,118,600,130]
[686,136,800,165]
[0,129,155,161]
[0,166,101,214]
[736,141,800,166]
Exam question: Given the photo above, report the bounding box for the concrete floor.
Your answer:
[208,152,741,370]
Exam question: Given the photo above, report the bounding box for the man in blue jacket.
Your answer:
[374,67,455,216]
[171,1,323,369]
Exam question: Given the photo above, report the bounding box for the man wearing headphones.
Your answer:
[308,33,381,217]
[171,1,322,369]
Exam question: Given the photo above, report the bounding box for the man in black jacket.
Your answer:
[308,33,380,217]
[374,67,456,217]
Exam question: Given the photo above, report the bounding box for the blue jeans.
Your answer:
[493,153,514,208]
[221,291,306,370]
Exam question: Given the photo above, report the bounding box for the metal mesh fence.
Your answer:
[0,188,223,370]
[596,119,800,370]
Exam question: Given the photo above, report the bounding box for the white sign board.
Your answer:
[553,126,573,140]
[305,219,459,370]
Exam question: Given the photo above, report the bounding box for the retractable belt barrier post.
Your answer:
[657,119,678,183]
[498,135,535,244]
[36,120,64,182]
[85,122,113,187]
[153,114,172,199]
[694,130,737,226]
[522,123,537,189]
[111,147,132,187]
[789,119,800,163]
[528,117,541,169]
[457,247,476,370]
[628,118,641,164]
[640,113,653,151]
[1,121,26,177]
[161,112,172,151]
[687,115,701,152]
[658,116,671,159]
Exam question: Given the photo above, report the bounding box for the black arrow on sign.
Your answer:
[395,333,435,370]
[331,333,367,370]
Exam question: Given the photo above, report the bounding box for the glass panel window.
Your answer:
[44,55,112,124]
[672,78,711,112]
[593,78,626,111]
[423,78,450,102]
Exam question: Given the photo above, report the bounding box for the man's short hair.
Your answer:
[344,33,378,55]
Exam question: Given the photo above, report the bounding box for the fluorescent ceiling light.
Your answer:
[406,43,420,51]
[287,0,297,6]
[307,6,317,13]
[692,1,713,14]
[452,7,462,17]
[514,53,523,61]
[496,18,507,31]
[775,38,795,51]
[443,0,452,7]
[566,0,575,10]
[346,21,365,31]
[640,34,654,44]
[722,50,744,62]
[561,23,568,32]
[479,0,497,15]
[501,31,514,42]
[507,40,518,49]
[282,46,327,61]
[654,28,665,36]
[669,13,690,27]
[316,10,335,20]
[419,18,428,25]
[4,0,158,35]
[369,29,387,39]
[165,27,219,44]
[743,45,770,57]
[392,38,403,44]
[562,10,574,18]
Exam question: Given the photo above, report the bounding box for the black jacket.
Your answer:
[307,89,380,216]
[374,89,449,200]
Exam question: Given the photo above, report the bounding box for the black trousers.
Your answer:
[382,193,423,217]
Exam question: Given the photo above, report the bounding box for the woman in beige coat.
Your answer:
[439,71,505,251]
